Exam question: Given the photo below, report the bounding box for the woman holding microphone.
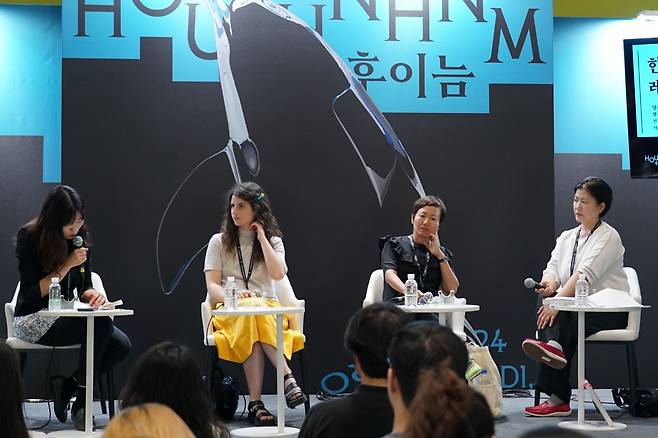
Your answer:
[13,185,131,429]
[522,177,629,417]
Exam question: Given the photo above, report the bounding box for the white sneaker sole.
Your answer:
[522,341,567,370]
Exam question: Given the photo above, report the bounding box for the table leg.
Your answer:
[85,316,95,433]
[276,314,284,434]
[577,310,585,424]
[558,309,626,432]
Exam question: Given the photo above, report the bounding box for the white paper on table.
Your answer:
[545,288,646,309]
[588,288,646,308]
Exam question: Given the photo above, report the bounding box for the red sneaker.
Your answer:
[522,338,567,369]
[524,400,571,417]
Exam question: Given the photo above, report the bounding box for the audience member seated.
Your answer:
[518,426,591,437]
[104,403,195,438]
[299,303,413,438]
[381,195,459,303]
[382,322,495,438]
[1,342,30,438]
[204,182,306,426]
[120,341,228,438]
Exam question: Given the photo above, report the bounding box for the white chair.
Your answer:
[585,267,642,414]
[533,267,643,414]
[364,269,467,340]
[5,272,116,416]
[200,275,309,413]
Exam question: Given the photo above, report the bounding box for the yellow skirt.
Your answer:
[212,297,305,363]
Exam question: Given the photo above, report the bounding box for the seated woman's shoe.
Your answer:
[247,400,276,426]
[283,373,308,409]
[50,375,78,423]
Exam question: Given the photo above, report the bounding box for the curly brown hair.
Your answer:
[220,182,282,265]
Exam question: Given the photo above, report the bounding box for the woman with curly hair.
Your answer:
[204,182,306,426]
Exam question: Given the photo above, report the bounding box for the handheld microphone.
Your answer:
[524,278,542,289]
[72,236,86,274]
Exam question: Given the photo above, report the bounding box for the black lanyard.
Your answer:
[407,236,430,291]
[570,220,602,276]
[236,237,256,289]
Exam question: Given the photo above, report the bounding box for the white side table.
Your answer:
[213,305,305,438]
[39,308,134,437]
[548,300,641,432]
[397,302,480,314]
[398,302,479,329]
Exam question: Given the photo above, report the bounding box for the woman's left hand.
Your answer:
[81,289,106,309]
[536,304,559,329]
[251,222,266,241]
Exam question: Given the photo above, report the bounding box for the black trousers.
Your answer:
[535,303,627,402]
[38,316,131,380]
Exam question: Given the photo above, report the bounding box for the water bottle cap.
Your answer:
[227,276,235,282]
[51,277,60,283]
[408,274,415,279]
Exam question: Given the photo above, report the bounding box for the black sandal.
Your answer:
[284,373,308,409]
[247,400,276,426]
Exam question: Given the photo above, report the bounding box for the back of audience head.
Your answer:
[344,303,413,379]
[387,322,482,438]
[120,341,226,438]
[519,426,591,438]
[104,403,195,438]
[388,322,468,406]
[0,342,30,438]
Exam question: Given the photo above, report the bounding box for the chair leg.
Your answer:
[207,347,218,393]
[107,370,115,418]
[19,352,28,376]
[534,388,540,406]
[296,349,311,414]
[98,374,108,415]
[627,342,639,416]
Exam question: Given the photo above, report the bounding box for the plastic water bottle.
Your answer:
[224,277,237,310]
[48,277,61,311]
[404,274,418,307]
[575,274,589,307]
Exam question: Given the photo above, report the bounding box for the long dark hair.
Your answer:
[0,343,30,438]
[405,365,475,438]
[220,182,282,264]
[25,185,89,272]
[120,342,227,438]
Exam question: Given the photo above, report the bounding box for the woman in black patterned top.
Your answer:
[381,195,459,302]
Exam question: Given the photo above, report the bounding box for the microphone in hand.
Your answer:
[72,236,86,274]
[523,278,542,289]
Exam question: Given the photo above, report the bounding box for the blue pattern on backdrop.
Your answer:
[554,17,658,170]
[0,6,61,182]
[62,0,552,114]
